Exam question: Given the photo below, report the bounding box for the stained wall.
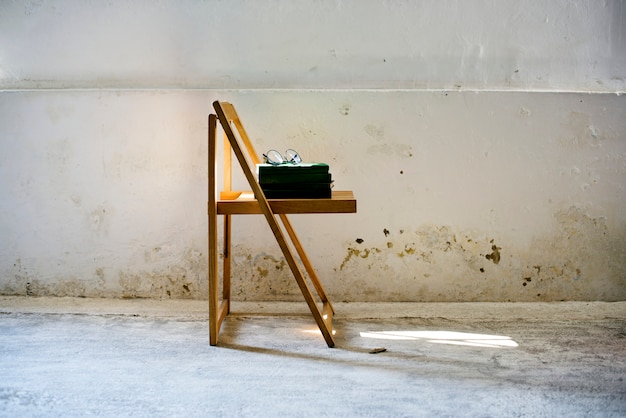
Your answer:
[1,1,624,301]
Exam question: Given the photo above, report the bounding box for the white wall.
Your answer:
[1,1,625,301]
[2,0,625,91]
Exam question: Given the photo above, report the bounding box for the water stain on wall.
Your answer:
[87,205,109,234]
[560,111,607,148]
[364,124,385,139]
[339,104,351,116]
[367,142,414,158]
[6,259,90,297]
[228,248,297,301]
[95,267,105,288]
[45,138,72,173]
[118,247,206,299]
[512,206,625,301]
[339,247,381,271]
[3,208,623,302]
[1,247,208,299]
[332,206,625,302]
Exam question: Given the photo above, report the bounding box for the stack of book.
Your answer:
[257,163,333,199]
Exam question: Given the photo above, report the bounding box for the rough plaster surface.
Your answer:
[0,297,625,417]
[1,0,625,92]
[1,90,625,301]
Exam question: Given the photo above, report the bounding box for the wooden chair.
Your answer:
[208,101,357,347]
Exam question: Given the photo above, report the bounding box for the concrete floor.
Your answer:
[1,297,625,417]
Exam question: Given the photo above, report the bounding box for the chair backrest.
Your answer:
[216,101,260,160]
[212,100,266,202]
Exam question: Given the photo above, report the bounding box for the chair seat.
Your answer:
[217,190,356,215]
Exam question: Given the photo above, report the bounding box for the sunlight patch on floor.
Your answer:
[359,330,518,348]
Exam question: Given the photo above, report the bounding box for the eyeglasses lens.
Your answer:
[265,150,284,165]
[285,149,301,164]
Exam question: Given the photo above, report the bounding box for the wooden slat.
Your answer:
[219,102,260,165]
[223,214,231,307]
[220,191,243,200]
[224,133,232,192]
[322,302,334,334]
[217,190,356,215]
[322,302,334,323]
[217,299,229,328]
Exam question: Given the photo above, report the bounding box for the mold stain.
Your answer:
[397,244,416,258]
[339,248,360,271]
[485,244,501,264]
[115,248,206,299]
[227,247,297,300]
[95,267,105,287]
[25,281,34,296]
[340,247,381,271]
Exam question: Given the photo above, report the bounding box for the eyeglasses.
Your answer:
[262,149,302,165]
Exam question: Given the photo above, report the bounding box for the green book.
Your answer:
[261,182,332,191]
[262,188,332,199]
[259,172,332,185]
[257,163,330,176]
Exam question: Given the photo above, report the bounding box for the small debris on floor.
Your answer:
[369,347,387,354]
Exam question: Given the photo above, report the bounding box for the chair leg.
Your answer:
[208,114,219,345]
[223,214,231,314]
[209,224,219,345]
